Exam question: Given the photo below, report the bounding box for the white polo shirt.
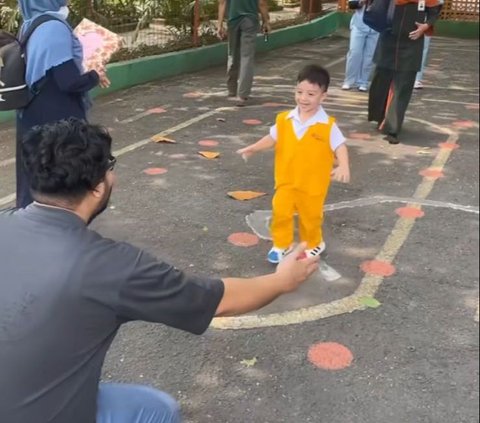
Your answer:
[269,106,346,151]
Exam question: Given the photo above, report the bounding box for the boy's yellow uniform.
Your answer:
[272,111,336,249]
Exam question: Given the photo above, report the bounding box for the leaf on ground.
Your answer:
[240,357,257,367]
[198,151,220,159]
[358,296,382,309]
[151,134,176,143]
[228,191,266,201]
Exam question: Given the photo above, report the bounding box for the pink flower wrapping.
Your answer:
[74,18,124,71]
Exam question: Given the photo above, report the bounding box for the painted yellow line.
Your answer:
[212,117,464,329]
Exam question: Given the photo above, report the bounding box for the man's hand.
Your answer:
[262,21,272,35]
[217,24,226,40]
[409,22,429,40]
[331,165,351,183]
[275,243,320,293]
[236,145,256,161]
[97,68,111,89]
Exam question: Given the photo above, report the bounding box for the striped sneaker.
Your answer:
[306,242,326,258]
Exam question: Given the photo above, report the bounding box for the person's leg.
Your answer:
[237,17,259,100]
[227,23,242,97]
[382,70,417,140]
[415,35,431,86]
[343,25,364,88]
[368,66,393,125]
[358,30,379,89]
[271,187,296,250]
[15,122,33,208]
[296,190,328,251]
[96,383,181,423]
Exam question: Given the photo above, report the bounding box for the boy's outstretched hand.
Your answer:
[275,243,320,293]
[236,145,256,162]
[331,165,351,183]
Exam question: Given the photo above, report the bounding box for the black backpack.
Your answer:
[363,0,396,33]
[0,15,60,111]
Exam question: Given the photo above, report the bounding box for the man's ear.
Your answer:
[92,181,106,199]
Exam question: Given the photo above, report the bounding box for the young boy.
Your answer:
[237,65,351,264]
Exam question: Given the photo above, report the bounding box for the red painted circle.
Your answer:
[227,232,259,247]
[452,120,475,128]
[349,132,372,140]
[360,260,396,277]
[438,142,459,150]
[183,92,202,98]
[419,168,445,179]
[143,167,168,175]
[243,119,263,125]
[308,342,353,370]
[149,107,166,114]
[395,207,425,219]
[198,140,219,147]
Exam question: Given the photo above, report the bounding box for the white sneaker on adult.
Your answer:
[414,80,424,89]
[341,83,351,90]
[358,86,368,92]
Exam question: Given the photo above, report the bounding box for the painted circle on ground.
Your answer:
[143,167,168,175]
[262,102,288,108]
[360,260,396,277]
[452,120,475,128]
[228,232,259,247]
[198,140,219,147]
[149,107,166,114]
[395,207,425,219]
[349,132,372,140]
[308,342,353,370]
[419,168,445,179]
[183,92,202,98]
[438,142,459,150]
[243,119,263,125]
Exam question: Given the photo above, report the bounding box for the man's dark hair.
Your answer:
[297,64,330,91]
[22,118,113,203]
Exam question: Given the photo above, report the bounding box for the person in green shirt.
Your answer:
[217,0,271,105]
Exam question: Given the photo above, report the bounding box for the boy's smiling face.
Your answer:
[295,79,327,115]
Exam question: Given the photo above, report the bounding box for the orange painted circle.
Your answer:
[243,119,263,125]
[149,107,166,114]
[198,140,219,147]
[308,342,353,370]
[395,207,425,219]
[419,168,445,179]
[349,132,372,140]
[360,260,396,277]
[143,167,168,175]
[227,232,259,247]
[438,142,459,150]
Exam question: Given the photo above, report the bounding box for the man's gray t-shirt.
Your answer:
[0,204,224,423]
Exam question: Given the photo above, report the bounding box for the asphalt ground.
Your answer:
[0,33,478,423]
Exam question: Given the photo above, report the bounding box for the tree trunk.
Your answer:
[300,0,323,16]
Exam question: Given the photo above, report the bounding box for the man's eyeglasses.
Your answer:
[107,156,117,171]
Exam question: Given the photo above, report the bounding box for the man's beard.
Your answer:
[87,184,113,225]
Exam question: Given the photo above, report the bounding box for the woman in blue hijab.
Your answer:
[16,0,109,208]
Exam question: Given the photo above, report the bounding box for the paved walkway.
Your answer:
[0,34,478,423]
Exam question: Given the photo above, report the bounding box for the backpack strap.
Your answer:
[19,15,62,48]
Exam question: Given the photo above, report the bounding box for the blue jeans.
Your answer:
[416,36,431,82]
[97,383,181,423]
[344,22,379,87]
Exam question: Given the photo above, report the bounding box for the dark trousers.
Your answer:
[15,127,33,208]
[368,66,417,137]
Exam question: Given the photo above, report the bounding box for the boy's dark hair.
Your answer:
[297,64,330,91]
[22,118,113,203]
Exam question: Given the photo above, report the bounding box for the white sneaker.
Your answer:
[341,83,351,90]
[306,242,326,258]
[267,247,288,264]
[414,80,423,89]
[358,86,368,92]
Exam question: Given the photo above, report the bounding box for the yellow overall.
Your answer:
[271,111,336,249]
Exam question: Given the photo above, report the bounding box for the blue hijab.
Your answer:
[18,0,84,86]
